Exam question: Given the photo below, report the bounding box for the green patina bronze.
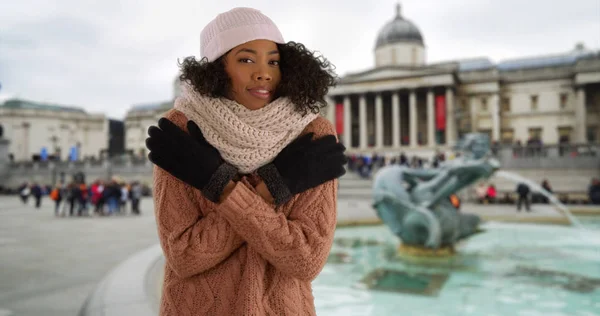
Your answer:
[372,133,500,249]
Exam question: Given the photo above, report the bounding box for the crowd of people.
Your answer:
[346,150,600,206]
[346,151,451,179]
[17,177,146,216]
[474,178,600,207]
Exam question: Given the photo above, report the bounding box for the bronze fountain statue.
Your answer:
[372,133,500,256]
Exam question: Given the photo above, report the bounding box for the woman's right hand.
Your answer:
[146,118,238,202]
[257,132,347,205]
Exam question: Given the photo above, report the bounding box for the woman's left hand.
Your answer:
[257,133,347,205]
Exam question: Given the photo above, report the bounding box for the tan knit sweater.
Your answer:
[153,109,338,316]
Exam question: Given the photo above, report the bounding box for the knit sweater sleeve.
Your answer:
[217,117,338,281]
[153,109,245,279]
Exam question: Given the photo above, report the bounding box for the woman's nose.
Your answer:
[252,66,272,81]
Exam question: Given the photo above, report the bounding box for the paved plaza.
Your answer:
[0,196,159,316]
[0,186,594,316]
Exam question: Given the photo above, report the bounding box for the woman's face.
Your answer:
[223,39,281,110]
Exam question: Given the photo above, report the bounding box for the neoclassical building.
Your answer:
[123,77,182,157]
[125,4,600,156]
[322,4,600,154]
[0,99,108,161]
[124,100,173,158]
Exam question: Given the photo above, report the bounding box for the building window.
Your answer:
[557,126,572,144]
[588,125,598,143]
[501,97,511,113]
[560,93,568,109]
[461,98,468,110]
[531,95,538,110]
[528,127,542,141]
[481,97,488,111]
[501,129,514,144]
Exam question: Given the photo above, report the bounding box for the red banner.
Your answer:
[335,103,344,135]
[435,95,446,131]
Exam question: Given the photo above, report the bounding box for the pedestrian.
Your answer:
[130,181,143,215]
[145,7,346,315]
[540,179,553,203]
[486,184,497,204]
[77,183,88,216]
[91,180,105,215]
[50,183,63,216]
[31,182,42,209]
[61,182,76,216]
[516,182,531,212]
[120,183,129,214]
[18,182,30,204]
[475,182,487,204]
[589,178,600,205]
[399,152,408,166]
[103,179,120,215]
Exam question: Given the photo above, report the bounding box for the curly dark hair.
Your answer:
[178,41,337,115]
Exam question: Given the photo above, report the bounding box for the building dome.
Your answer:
[375,3,424,49]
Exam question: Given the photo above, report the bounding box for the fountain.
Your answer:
[372,133,499,254]
[495,170,583,227]
[312,133,600,315]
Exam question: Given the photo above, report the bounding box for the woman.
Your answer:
[145,7,346,316]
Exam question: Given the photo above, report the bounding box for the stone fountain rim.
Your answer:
[78,244,163,316]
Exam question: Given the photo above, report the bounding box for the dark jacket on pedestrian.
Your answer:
[589,182,600,204]
[516,183,530,197]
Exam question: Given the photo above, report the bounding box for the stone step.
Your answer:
[338,189,371,197]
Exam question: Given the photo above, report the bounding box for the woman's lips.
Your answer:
[248,88,271,100]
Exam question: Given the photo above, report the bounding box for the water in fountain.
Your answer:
[494,170,583,228]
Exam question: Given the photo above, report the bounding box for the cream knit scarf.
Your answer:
[174,83,319,174]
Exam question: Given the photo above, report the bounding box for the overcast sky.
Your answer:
[1,0,599,119]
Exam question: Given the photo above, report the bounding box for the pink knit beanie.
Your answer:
[200,7,285,62]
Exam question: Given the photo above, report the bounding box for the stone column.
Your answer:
[343,95,352,149]
[409,90,417,147]
[325,97,335,126]
[576,87,587,143]
[427,89,435,147]
[470,96,477,133]
[491,93,500,142]
[445,87,456,145]
[392,92,401,148]
[375,93,384,148]
[359,94,367,149]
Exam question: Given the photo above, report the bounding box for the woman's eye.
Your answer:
[239,58,253,63]
[270,60,280,66]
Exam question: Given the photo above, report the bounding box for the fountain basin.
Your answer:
[314,222,600,316]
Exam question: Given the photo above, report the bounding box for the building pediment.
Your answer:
[331,68,455,96]
[340,66,452,84]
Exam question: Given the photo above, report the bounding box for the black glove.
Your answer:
[146,118,237,202]
[257,132,347,205]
